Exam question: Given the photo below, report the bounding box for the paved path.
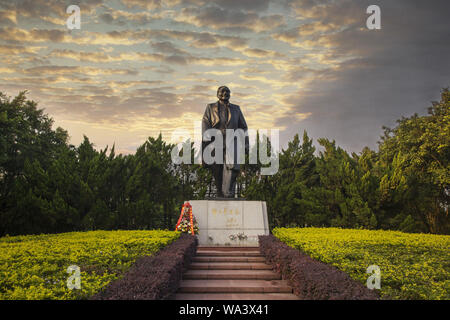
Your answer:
[173,246,300,300]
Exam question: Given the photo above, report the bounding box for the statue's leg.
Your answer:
[230,169,239,197]
[222,166,239,198]
[222,166,231,198]
[212,164,224,197]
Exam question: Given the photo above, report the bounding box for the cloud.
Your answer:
[1,0,448,156]
[0,44,43,54]
[239,48,284,58]
[167,0,278,12]
[129,29,249,50]
[0,0,103,18]
[49,49,164,63]
[108,80,165,89]
[239,74,291,88]
[174,6,285,32]
[0,27,67,43]
[191,56,248,66]
[1,76,95,87]
[24,65,139,76]
[47,48,248,66]
[0,67,15,73]
[82,29,248,49]
[273,21,337,43]
[0,25,250,56]
[97,6,163,26]
[151,41,189,55]
[0,10,17,26]
[276,0,450,152]
[211,0,272,12]
[120,0,162,10]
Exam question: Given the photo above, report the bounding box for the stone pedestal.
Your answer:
[188,200,269,246]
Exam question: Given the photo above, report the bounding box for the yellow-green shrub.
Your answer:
[0,230,179,300]
[273,227,449,300]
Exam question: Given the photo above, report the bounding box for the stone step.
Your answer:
[197,247,259,251]
[173,293,301,300]
[190,262,272,270]
[193,256,266,263]
[196,251,262,257]
[183,269,281,280]
[178,280,292,293]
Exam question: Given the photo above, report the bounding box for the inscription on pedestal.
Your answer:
[209,202,243,230]
[189,200,269,246]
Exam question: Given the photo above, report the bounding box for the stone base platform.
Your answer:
[189,200,269,246]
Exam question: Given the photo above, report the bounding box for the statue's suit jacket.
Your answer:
[202,101,249,170]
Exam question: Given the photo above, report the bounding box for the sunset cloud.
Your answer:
[0,0,448,155]
[0,10,17,26]
[174,6,285,32]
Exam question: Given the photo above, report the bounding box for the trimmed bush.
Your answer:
[259,234,379,300]
[92,234,197,300]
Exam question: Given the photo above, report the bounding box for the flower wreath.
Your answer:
[175,202,199,235]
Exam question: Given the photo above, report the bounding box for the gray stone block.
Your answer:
[188,200,269,246]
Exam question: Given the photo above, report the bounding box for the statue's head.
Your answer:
[217,86,230,102]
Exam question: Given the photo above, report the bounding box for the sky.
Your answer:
[0,0,449,155]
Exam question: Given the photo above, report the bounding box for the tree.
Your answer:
[0,92,69,235]
[314,138,377,229]
[271,131,318,227]
[1,88,448,236]
[377,89,449,233]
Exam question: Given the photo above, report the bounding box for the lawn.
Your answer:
[0,230,179,299]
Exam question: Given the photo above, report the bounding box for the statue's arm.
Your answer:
[201,105,212,166]
[202,104,212,136]
[237,106,248,130]
[237,106,249,153]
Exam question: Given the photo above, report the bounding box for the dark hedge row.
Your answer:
[91,234,198,300]
[258,235,379,300]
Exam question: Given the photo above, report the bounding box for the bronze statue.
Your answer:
[202,86,249,198]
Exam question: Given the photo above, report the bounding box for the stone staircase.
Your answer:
[173,247,300,300]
